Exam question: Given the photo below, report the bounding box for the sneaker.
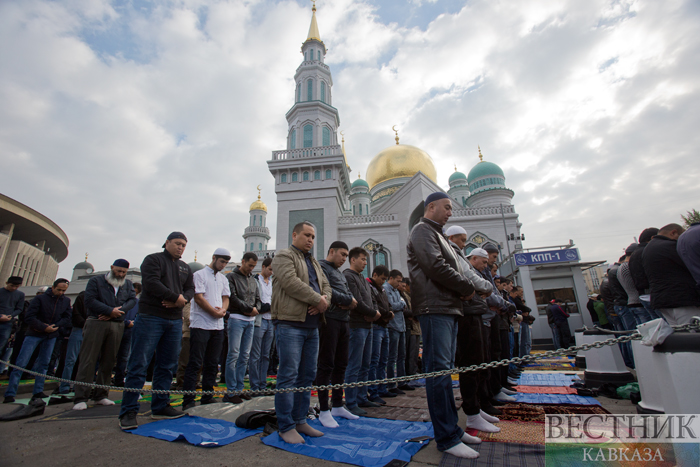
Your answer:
[348,406,367,416]
[389,388,405,395]
[369,396,387,405]
[222,395,243,404]
[182,401,196,411]
[357,400,381,408]
[119,411,138,430]
[3,396,15,404]
[151,405,186,420]
[95,398,115,406]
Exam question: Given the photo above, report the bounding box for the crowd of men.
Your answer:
[1,196,697,459]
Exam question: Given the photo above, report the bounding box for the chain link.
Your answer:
[2,320,697,398]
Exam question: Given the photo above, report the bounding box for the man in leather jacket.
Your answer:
[407,192,478,459]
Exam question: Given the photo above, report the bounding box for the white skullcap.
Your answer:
[445,225,467,237]
[213,248,231,257]
[468,248,489,259]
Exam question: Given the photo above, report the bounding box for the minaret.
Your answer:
[447,165,470,207]
[350,172,371,216]
[267,2,352,258]
[243,186,271,256]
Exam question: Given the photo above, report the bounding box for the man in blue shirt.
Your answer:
[384,269,407,395]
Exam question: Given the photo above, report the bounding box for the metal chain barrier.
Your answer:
[2,319,697,398]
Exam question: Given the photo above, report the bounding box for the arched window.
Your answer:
[359,204,363,215]
[307,79,313,101]
[296,84,300,103]
[375,251,387,267]
[465,244,477,257]
[290,129,296,149]
[366,204,369,214]
[321,82,326,103]
[314,170,321,180]
[325,169,332,179]
[250,242,254,251]
[303,171,309,181]
[353,205,356,215]
[317,50,321,61]
[259,243,262,251]
[253,215,256,225]
[303,124,313,147]
[281,173,287,183]
[292,172,298,182]
[322,127,330,146]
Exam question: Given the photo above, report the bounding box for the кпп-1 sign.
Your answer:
[514,248,580,266]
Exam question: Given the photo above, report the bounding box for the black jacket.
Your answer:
[607,263,628,307]
[407,218,475,316]
[25,289,72,339]
[369,278,392,327]
[628,242,650,293]
[343,268,377,329]
[599,277,616,317]
[319,260,355,322]
[71,292,87,328]
[139,250,195,320]
[84,275,137,322]
[511,295,531,314]
[227,266,262,316]
[643,235,700,309]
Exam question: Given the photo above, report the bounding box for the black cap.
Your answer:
[162,231,188,248]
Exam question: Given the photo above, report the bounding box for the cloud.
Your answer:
[0,0,698,279]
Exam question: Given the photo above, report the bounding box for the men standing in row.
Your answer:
[272,222,331,444]
[0,277,24,360]
[384,269,408,394]
[119,232,194,430]
[73,259,137,410]
[182,248,231,410]
[4,279,72,403]
[225,252,261,404]
[316,241,359,428]
[249,257,274,393]
[408,192,479,459]
[343,247,381,415]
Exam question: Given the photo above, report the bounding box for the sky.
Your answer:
[1,0,698,278]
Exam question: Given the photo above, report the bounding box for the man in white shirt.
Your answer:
[249,257,274,393]
[182,248,231,410]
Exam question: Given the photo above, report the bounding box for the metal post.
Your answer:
[500,203,516,286]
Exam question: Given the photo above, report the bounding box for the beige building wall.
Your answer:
[582,263,609,295]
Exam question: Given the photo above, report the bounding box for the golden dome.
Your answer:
[249,186,267,212]
[365,144,438,189]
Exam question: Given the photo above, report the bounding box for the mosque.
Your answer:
[242,4,523,277]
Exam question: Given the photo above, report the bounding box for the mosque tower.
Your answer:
[447,165,470,207]
[243,187,270,256]
[267,2,352,258]
[350,172,371,216]
[466,146,514,208]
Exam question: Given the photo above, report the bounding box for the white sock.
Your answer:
[318,410,339,428]
[73,402,87,411]
[95,398,115,406]
[467,414,501,433]
[331,406,359,420]
[495,391,516,402]
[480,409,500,423]
[445,443,479,459]
[461,432,482,444]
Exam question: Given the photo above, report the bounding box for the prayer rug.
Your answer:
[497,403,546,422]
[513,385,577,394]
[129,415,262,446]
[516,373,580,387]
[263,417,433,467]
[466,420,545,445]
[439,442,545,467]
[513,394,600,405]
[540,404,611,416]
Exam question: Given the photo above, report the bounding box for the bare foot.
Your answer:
[279,428,305,444]
[296,423,324,437]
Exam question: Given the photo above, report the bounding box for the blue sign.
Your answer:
[514,248,580,266]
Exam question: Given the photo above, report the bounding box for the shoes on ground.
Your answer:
[368,396,387,405]
[200,398,216,405]
[119,411,138,430]
[3,396,15,404]
[357,400,381,408]
[389,388,405,395]
[240,393,252,401]
[347,405,367,416]
[151,405,186,420]
[222,395,243,404]
[398,385,415,391]
[378,392,397,398]
[182,401,196,410]
[31,392,48,400]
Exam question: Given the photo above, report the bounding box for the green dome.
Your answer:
[468,161,504,183]
[449,171,467,184]
[352,178,369,189]
[73,261,94,270]
[188,262,205,273]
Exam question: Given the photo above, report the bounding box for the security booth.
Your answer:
[498,243,605,348]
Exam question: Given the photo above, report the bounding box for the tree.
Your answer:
[681,209,700,228]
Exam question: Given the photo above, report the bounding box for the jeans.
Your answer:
[4,335,56,397]
[249,319,274,391]
[315,318,349,411]
[344,327,372,408]
[640,298,662,321]
[387,329,406,389]
[183,328,224,405]
[368,326,389,398]
[113,328,132,386]
[519,324,532,357]
[613,306,635,368]
[119,314,182,417]
[549,323,561,349]
[226,318,255,394]
[59,327,83,393]
[418,314,464,452]
[274,324,319,433]
[631,306,652,325]
[0,322,12,357]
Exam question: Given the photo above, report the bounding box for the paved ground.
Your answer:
[0,387,636,467]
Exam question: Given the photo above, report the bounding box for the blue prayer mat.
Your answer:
[513,394,600,405]
[128,415,262,447]
[516,373,580,387]
[263,418,433,467]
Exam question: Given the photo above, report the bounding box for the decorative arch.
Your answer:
[292,172,298,182]
[307,79,313,101]
[361,239,392,273]
[322,126,331,146]
[321,81,326,103]
[303,171,309,181]
[281,173,287,183]
[303,124,313,148]
[325,169,332,179]
[290,128,296,149]
[314,170,321,180]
